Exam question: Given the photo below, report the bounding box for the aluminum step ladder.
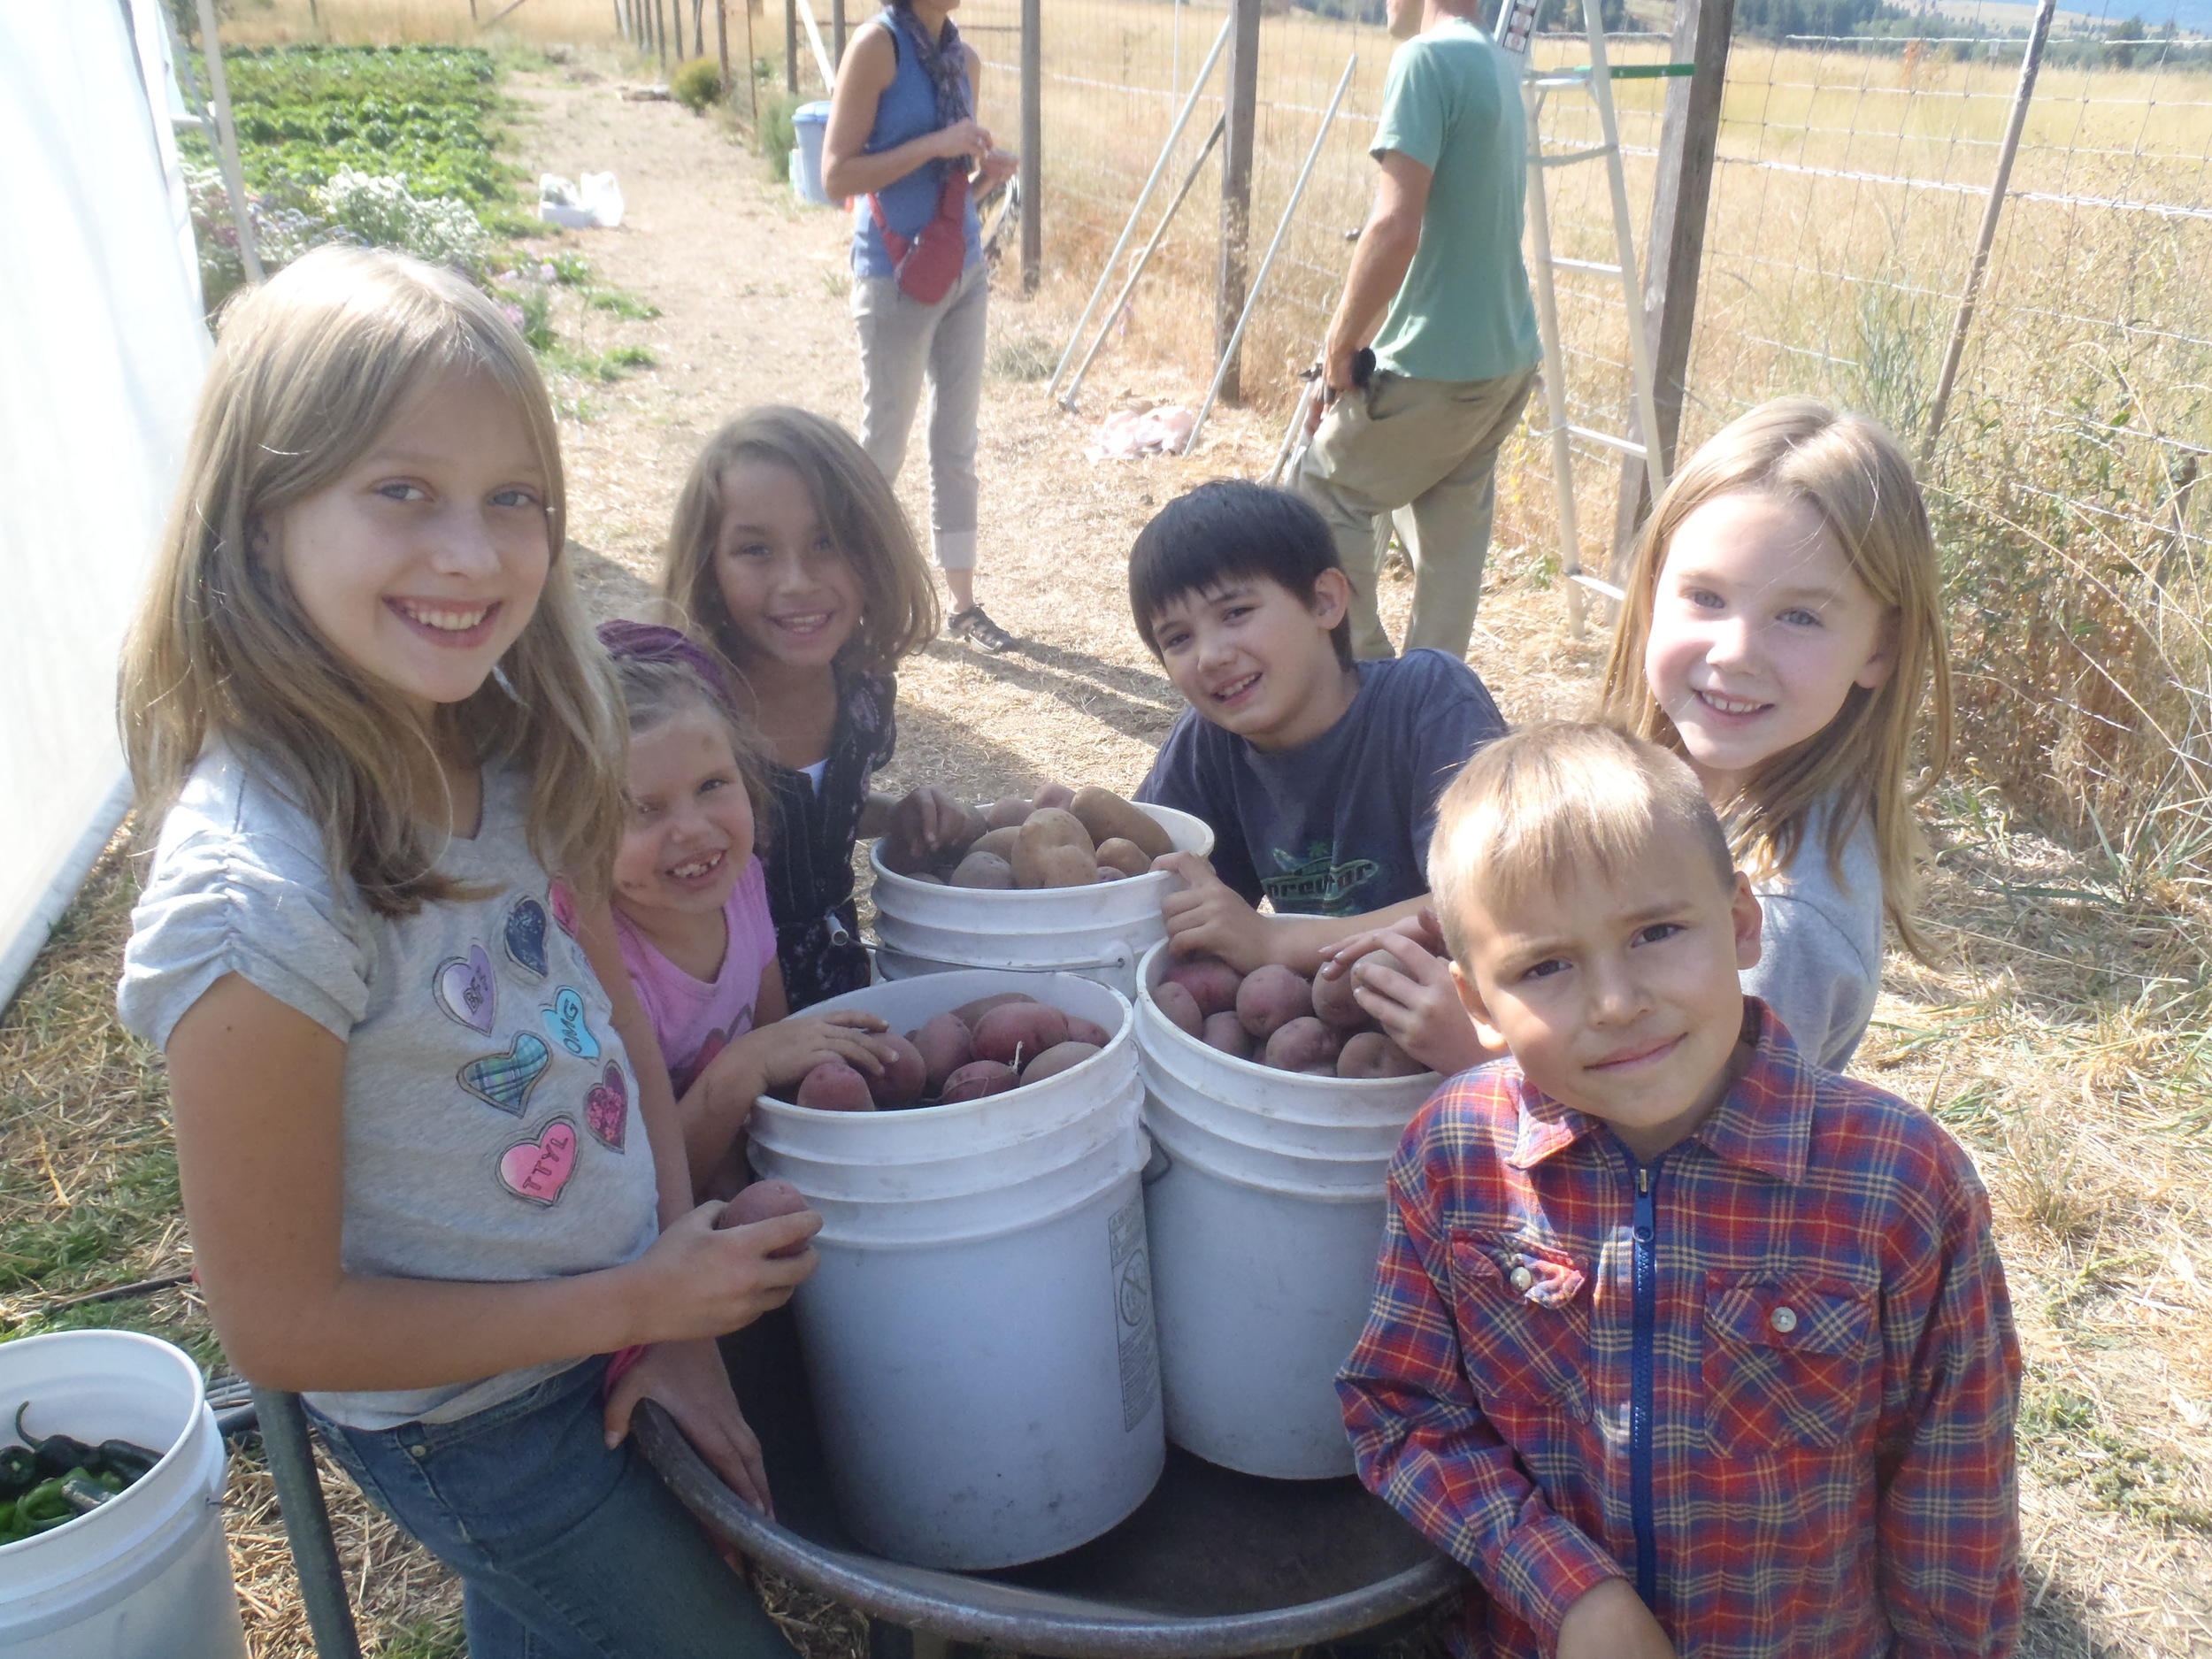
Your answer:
[1494,0,1686,637]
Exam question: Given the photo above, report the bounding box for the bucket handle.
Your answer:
[1141,1133,1171,1187]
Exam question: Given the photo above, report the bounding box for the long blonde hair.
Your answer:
[1597,397,1954,959]
[660,405,938,680]
[119,245,626,917]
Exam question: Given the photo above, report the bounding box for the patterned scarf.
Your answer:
[887,3,971,128]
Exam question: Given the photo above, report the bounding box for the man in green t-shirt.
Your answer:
[1294,0,1540,662]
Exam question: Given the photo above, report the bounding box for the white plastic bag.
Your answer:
[537,172,624,229]
[577,172,625,229]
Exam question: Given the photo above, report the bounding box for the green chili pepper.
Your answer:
[14,1404,99,1483]
[0,1445,35,1501]
[95,1439,159,1483]
[16,1478,69,1525]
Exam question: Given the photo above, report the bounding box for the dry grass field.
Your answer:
[4,12,2208,1655]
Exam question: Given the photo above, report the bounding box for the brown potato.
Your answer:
[940,1060,1020,1102]
[1065,1015,1112,1047]
[969,825,1023,862]
[868,1033,929,1107]
[1020,845,1099,888]
[909,1012,973,1092]
[1096,865,1125,881]
[796,1061,876,1110]
[1164,956,1242,1018]
[1094,836,1152,879]
[1263,1017,1342,1073]
[715,1179,811,1256]
[1153,979,1205,1037]
[1069,787,1174,861]
[950,850,1016,889]
[1337,1031,1426,1079]
[986,795,1033,830]
[1021,1041,1102,1084]
[1032,782,1077,812]
[973,1002,1071,1066]
[1238,964,1315,1041]
[1011,808,1094,887]
[953,992,1036,1027]
[1312,954,1385,1033]
[1202,1010,1254,1059]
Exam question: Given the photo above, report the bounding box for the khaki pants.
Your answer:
[1295,364,1537,661]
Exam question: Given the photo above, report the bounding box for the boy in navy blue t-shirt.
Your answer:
[1130,480,1506,973]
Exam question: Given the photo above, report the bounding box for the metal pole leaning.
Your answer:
[1046,13,1233,399]
[1059,115,1226,411]
[1582,1,1664,510]
[1524,81,1589,640]
[1187,54,1356,456]
[196,0,262,283]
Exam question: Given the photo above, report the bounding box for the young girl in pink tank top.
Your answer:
[601,623,897,1195]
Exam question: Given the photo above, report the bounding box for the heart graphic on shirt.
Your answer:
[433,945,496,1033]
[548,879,579,938]
[586,1062,628,1150]
[503,898,550,979]
[458,1033,551,1116]
[541,987,600,1059]
[498,1118,578,1206]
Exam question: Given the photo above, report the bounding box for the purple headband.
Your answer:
[595,619,742,716]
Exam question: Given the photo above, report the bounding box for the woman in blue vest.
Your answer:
[823,0,1018,651]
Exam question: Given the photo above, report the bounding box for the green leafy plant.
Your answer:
[759,91,801,183]
[671,57,724,115]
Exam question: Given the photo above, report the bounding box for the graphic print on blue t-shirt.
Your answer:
[1261,843,1384,914]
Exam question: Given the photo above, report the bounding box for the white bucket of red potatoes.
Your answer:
[868,785,1213,998]
[746,970,1164,1570]
[1133,942,1441,1481]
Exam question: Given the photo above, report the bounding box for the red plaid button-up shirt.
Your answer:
[1338,1002,2021,1658]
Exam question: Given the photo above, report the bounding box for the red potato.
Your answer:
[1312,954,1386,1033]
[1031,782,1077,812]
[868,1033,928,1106]
[909,1012,973,1092]
[1021,1041,1102,1084]
[714,1179,811,1256]
[796,1060,876,1110]
[986,796,1033,830]
[1065,1015,1112,1048]
[1164,956,1242,1018]
[1263,1017,1341,1073]
[940,1060,1020,1102]
[972,1002,1071,1066]
[953,992,1036,1027]
[1337,1031,1426,1079]
[1238,964,1315,1041]
[1152,979,1205,1037]
[1202,1010,1254,1059]
[951,850,1015,889]
[1094,837,1151,879]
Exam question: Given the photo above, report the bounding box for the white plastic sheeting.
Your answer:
[0,1,210,1009]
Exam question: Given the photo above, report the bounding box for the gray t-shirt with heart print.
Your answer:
[119,747,661,1430]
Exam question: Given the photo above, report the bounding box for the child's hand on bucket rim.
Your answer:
[603,1335,778,1518]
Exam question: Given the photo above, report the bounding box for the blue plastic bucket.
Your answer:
[793,100,833,205]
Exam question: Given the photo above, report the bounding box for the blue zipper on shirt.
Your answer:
[1627,1150,1661,1609]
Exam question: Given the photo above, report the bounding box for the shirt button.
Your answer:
[1769,1305,1799,1334]
[1509,1265,1535,1292]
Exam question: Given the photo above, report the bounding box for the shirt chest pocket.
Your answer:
[1448,1232,1593,1431]
[1701,1275,1878,1455]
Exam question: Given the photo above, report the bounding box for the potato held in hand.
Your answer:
[973,1001,1071,1065]
[1011,809,1097,888]
[1069,787,1174,861]
[796,1061,875,1110]
[715,1179,811,1258]
[1312,955,1384,1033]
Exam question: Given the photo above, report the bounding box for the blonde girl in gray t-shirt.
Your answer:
[1601,397,1955,1071]
[116,247,810,1659]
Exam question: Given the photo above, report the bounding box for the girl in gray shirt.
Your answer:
[116,247,808,1659]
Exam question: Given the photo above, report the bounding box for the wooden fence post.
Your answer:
[831,0,846,71]
[1214,0,1263,406]
[786,0,798,91]
[718,0,731,100]
[1607,0,1733,577]
[1021,0,1041,293]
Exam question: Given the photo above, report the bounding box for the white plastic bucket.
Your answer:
[868,804,1214,999]
[793,100,833,205]
[1133,942,1439,1480]
[747,971,1164,1570]
[0,1331,246,1659]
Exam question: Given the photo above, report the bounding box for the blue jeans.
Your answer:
[311,1358,799,1659]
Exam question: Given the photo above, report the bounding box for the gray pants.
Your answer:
[852,260,987,571]
[1295,364,1538,660]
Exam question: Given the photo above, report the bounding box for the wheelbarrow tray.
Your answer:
[635,1311,1461,1659]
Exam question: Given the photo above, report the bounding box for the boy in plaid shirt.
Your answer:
[1338,723,2020,1658]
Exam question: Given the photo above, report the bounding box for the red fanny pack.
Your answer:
[869,169,969,305]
